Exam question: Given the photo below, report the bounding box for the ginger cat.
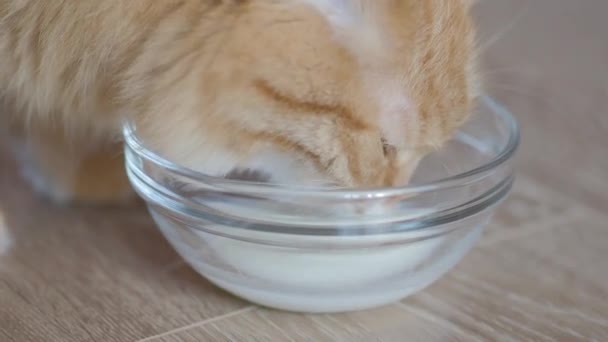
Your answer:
[0,0,479,204]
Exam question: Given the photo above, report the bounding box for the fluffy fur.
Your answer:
[0,0,479,203]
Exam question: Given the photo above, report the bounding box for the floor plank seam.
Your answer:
[135,306,255,342]
[115,205,606,341]
[402,295,521,342]
[256,310,299,342]
[396,302,486,342]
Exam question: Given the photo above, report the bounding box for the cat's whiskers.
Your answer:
[439,159,455,176]
[481,66,535,77]
[477,4,530,55]
[484,82,564,114]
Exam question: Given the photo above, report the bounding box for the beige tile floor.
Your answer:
[1,0,607,341]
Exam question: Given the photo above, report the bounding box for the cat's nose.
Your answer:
[389,153,424,187]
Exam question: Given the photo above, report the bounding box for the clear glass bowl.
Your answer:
[123,96,519,313]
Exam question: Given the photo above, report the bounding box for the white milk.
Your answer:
[153,202,483,313]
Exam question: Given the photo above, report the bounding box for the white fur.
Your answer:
[153,125,329,187]
[301,0,388,61]
[303,0,363,29]
[9,140,72,203]
[181,142,329,187]
[245,147,329,187]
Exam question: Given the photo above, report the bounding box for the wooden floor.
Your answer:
[2,1,608,341]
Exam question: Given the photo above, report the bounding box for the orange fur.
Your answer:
[0,0,479,203]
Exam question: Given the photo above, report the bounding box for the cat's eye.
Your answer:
[381,138,396,157]
[225,168,272,183]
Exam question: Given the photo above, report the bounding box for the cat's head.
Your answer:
[138,0,480,189]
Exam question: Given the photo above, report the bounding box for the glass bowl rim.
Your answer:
[123,95,520,198]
